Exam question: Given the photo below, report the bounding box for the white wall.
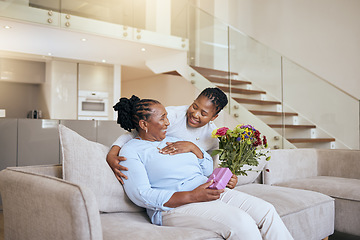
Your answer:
[198,0,360,100]
[122,72,198,107]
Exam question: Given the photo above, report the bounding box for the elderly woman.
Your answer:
[115,95,293,240]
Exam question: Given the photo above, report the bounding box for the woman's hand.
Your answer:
[226,174,238,189]
[159,141,203,159]
[106,146,128,184]
[164,181,224,208]
[191,180,224,202]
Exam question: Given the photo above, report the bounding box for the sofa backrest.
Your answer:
[317,149,360,180]
[264,149,318,185]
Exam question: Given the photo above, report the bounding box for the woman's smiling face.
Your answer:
[186,95,218,128]
[144,103,170,141]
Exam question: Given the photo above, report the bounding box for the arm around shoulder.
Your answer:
[106,145,128,183]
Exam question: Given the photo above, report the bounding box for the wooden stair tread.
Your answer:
[191,65,238,77]
[218,86,266,95]
[249,110,298,116]
[234,98,281,105]
[268,124,316,129]
[207,76,251,85]
[163,71,181,76]
[288,138,335,143]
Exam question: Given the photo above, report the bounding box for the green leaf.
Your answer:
[211,149,223,156]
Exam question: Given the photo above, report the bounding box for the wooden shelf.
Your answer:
[288,138,335,143]
[268,124,316,129]
[250,110,298,116]
[218,86,266,95]
[234,98,281,105]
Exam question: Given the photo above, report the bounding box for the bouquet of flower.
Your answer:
[211,124,270,176]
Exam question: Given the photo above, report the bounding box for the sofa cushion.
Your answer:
[59,124,143,213]
[274,176,360,202]
[100,212,222,240]
[236,184,334,240]
[264,149,318,185]
[317,149,360,180]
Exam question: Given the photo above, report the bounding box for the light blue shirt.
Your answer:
[120,136,214,226]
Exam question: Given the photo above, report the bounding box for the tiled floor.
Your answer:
[0,209,359,240]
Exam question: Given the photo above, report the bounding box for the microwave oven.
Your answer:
[78,91,109,117]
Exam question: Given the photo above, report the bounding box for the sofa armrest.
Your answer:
[0,168,103,240]
[264,149,318,185]
[317,149,360,180]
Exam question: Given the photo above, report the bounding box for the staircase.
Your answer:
[188,66,336,148]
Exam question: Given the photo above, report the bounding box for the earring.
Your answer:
[145,128,148,133]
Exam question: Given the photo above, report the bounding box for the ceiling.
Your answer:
[0,17,184,69]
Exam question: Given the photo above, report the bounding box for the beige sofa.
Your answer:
[264,149,360,236]
[0,126,335,240]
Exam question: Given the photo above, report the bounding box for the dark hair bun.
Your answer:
[113,95,140,132]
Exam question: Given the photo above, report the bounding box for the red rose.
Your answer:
[216,127,229,136]
[263,136,267,146]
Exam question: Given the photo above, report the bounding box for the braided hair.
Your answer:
[113,95,160,132]
[198,87,228,114]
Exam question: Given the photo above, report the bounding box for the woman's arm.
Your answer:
[121,148,176,211]
[106,146,128,184]
[106,131,137,183]
[164,180,224,208]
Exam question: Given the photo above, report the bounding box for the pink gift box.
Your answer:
[207,168,233,190]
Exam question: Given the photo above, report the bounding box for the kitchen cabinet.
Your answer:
[97,120,126,147]
[17,119,60,166]
[0,58,45,84]
[60,120,97,142]
[78,63,114,119]
[0,119,18,207]
[42,61,77,120]
[0,119,17,170]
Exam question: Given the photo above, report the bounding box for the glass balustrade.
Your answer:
[186,3,359,150]
[282,58,359,149]
[0,0,61,26]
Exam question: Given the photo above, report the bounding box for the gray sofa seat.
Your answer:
[265,149,360,236]
[100,212,222,240]
[236,184,334,240]
[275,176,360,202]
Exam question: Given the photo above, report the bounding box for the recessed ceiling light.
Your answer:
[81,38,87,42]
[47,53,52,56]
[141,48,146,52]
[4,25,11,29]
[101,59,106,63]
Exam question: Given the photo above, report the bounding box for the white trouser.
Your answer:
[162,188,294,240]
